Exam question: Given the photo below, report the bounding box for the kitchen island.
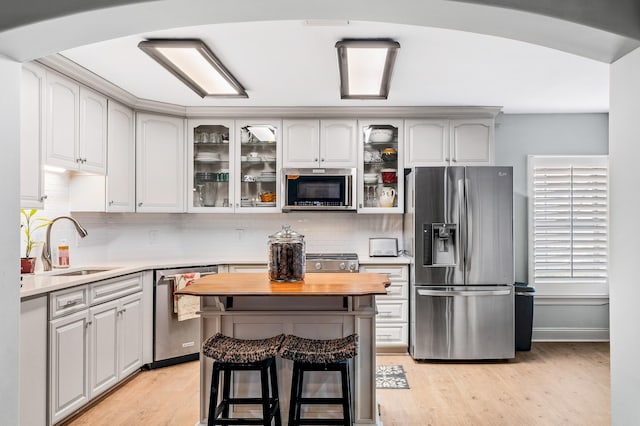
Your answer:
[176,272,389,425]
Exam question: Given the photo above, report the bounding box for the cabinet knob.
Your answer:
[138,202,143,207]
[76,158,82,163]
[40,195,48,201]
[314,158,318,162]
[108,200,114,206]
[85,321,92,328]
[321,158,325,162]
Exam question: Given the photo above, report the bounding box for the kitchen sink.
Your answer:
[51,268,115,277]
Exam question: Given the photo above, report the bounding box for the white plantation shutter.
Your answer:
[528,156,608,293]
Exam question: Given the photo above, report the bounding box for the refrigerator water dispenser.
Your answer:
[429,223,457,266]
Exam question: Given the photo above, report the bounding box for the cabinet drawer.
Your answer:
[375,300,408,322]
[50,285,89,319]
[376,324,408,347]
[377,282,407,300]
[360,265,407,281]
[89,273,142,305]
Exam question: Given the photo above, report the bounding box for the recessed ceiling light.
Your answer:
[138,39,247,98]
[335,39,400,100]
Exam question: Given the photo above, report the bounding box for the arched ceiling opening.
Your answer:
[0,0,631,112]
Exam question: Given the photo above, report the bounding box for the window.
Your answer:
[528,156,609,295]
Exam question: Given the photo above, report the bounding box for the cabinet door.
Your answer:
[136,113,186,212]
[283,119,320,167]
[79,87,107,173]
[49,310,89,425]
[187,119,234,212]
[450,118,493,165]
[106,101,135,212]
[89,300,119,399]
[45,71,80,170]
[320,119,357,168]
[404,119,450,166]
[358,119,404,214]
[20,63,46,208]
[235,120,281,213]
[118,293,143,380]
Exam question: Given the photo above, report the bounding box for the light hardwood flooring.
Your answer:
[65,342,610,426]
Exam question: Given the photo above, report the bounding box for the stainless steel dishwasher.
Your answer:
[151,265,218,368]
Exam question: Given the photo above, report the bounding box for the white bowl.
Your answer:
[369,129,394,143]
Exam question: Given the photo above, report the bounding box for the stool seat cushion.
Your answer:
[203,333,285,363]
[279,334,358,364]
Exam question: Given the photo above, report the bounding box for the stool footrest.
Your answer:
[296,397,345,404]
[296,419,348,425]
[221,397,278,405]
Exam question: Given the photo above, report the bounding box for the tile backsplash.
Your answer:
[33,172,402,267]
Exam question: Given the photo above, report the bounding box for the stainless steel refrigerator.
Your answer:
[404,166,514,360]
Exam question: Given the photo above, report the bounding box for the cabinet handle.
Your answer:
[76,158,82,163]
[138,202,143,207]
[63,300,78,307]
[85,321,92,328]
[108,200,114,206]
[40,195,48,201]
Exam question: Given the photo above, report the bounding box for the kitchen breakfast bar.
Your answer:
[176,272,390,425]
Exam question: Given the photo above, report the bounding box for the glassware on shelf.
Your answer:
[194,184,204,207]
[365,184,378,207]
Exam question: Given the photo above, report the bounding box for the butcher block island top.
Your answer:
[175,272,390,296]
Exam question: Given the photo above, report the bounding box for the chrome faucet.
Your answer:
[41,216,88,271]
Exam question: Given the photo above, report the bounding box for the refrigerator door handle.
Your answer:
[464,177,472,273]
[417,288,512,297]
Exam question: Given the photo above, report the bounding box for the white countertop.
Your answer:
[20,255,411,299]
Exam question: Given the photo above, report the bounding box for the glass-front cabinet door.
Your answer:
[357,119,404,213]
[234,119,281,212]
[187,119,234,212]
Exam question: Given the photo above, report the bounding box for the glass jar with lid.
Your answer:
[268,225,305,282]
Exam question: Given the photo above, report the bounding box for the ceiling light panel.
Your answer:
[139,39,247,98]
[336,39,400,100]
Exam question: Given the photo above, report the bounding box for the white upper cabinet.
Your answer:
[405,118,494,167]
[20,63,46,208]
[136,113,186,212]
[405,119,450,166]
[45,71,107,173]
[106,101,135,212]
[283,119,357,168]
[78,87,108,173]
[282,119,319,167]
[320,120,358,168]
[45,71,79,169]
[450,119,493,164]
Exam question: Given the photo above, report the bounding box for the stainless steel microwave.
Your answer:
[283,168,355,211]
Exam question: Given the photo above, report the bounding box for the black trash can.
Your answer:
[514,282,535,351]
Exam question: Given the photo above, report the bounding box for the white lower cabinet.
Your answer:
[49,309,90,425]
[360,264,409,351]
[89,293,143,399]
[49,274,143,425]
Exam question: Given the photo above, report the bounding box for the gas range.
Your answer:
[306,253,359,273]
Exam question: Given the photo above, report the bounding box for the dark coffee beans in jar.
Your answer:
[269,241,304,281]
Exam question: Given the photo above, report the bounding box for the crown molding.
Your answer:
[34,54,502,119]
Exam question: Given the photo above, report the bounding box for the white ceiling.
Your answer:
[60,20,609,114]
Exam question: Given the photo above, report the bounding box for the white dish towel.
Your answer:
[173,272,201,321]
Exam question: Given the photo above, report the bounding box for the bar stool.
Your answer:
[202,333,285,426]
[279,334,358,426]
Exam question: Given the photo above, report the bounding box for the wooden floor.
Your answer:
[65,342,610,426]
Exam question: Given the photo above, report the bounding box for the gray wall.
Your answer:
[495,113,610,340]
